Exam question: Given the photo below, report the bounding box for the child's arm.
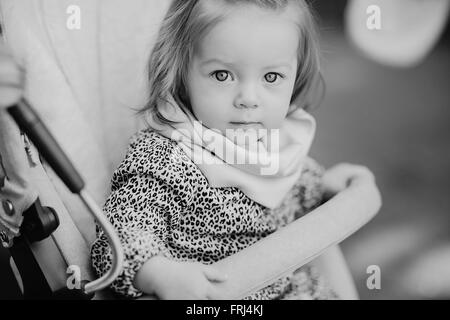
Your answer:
[133,255,227,300]
[90,134,220,299]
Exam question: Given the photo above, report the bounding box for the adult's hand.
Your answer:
[0,41,24,109]
[0,40,27,248]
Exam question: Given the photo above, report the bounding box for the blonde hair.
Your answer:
[141,0,323,125]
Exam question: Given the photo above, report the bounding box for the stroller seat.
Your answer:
[0,0,170,299]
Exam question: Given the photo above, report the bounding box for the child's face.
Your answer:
[187,4,300,138]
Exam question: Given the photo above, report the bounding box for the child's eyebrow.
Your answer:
[200,58,233,67]
[263,63,294,71]
[200,59,294,71]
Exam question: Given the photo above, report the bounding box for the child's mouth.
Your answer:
[229,122,263,130]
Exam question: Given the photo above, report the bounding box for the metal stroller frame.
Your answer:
[4,100,123,299]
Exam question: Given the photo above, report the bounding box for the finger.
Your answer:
[331,164,374,184]
[203,266,228,282]
[347,166,375,183]
[0,215,21,235]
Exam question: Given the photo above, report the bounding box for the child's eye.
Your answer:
[264,72,282,83]
[212,70,232,82]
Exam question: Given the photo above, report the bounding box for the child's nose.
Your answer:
[233,82,260,109]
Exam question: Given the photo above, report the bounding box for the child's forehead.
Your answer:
[194,3,301,64]
[198,0,303,34]
[199,0,300,16]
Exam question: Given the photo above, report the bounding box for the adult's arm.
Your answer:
[211,173,381,299]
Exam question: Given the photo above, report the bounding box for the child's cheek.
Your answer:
[263,94,292,129]
[190,82,231,128]
[189,78,214,108]
[196,77,227,99]
[201,82,233,109]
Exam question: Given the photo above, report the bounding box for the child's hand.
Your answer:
[156,260,228,300]
[136,256,228,300]
[323,163,375,200]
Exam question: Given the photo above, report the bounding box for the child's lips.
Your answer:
[229,121,263,130]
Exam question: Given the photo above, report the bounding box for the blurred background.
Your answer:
[1,0,449,299]
[311,0,450,300]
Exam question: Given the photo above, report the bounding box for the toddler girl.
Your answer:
[92,0,373,300]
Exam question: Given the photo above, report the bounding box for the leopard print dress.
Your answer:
[91,130,338,300]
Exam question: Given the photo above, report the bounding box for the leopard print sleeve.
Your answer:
[90,130,195,299]
[295,157,325,219]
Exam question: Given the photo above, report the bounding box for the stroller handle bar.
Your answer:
[8,101,85,193]
[79,190,123,294]
[7,100,124,295]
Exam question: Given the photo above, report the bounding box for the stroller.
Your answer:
[0,0,377,300]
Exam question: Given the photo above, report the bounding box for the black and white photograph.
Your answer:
[0,0,449,306]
